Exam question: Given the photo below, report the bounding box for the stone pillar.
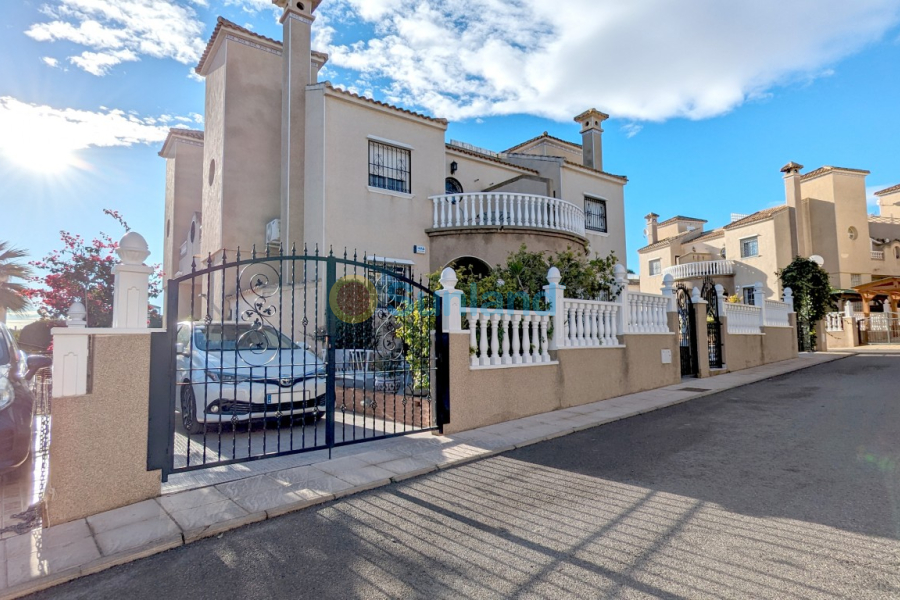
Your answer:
[543,266,566,350]
[112,231,153,329]
[754,281,766,328]
[52,302,89,398]
[691,286,710,378]
[661,273,675,313]
[436,267,464,333]
[613,263,629,336]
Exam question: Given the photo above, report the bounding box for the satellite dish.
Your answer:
[810,255,824,266]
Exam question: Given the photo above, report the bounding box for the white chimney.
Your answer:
[645,213,659,244]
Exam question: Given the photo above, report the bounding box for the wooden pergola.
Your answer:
[853,277,900,316]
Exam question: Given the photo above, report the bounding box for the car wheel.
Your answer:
[180,384,205,435]
[303,411,324,425]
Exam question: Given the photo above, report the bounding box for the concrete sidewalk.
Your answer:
[0,351,848,599]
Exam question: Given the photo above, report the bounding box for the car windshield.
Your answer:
[193,324,299,352]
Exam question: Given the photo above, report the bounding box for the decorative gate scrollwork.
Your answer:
[676,285,698,377]
[701,277,723,369]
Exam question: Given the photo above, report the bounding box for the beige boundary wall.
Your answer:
[46,333,162,526]
[443,316,680,435]
[719,315,799,372]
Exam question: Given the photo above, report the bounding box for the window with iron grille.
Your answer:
[369,140,411,194]
[850,273,861,287]
[649,259,661,276]
[740,236,759,258]
[584,197,607,233]
[742,287,755,305]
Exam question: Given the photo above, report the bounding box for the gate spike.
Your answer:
[221,248,227,265]
[252,244,257,260]
[236,246,241,261]
[343,247,347,260]
[265,243,270,258]
[329,245,333,257]
[191,257,196,272]
[352,249,357,261]
[279,242,284,256]
[314,243,319,257]
[206,252,212,268]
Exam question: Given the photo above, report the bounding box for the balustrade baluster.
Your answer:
[512,314,522,364]
[478,313,489,366]
[502,194,509,226]
[433,197,439,228]
[540,316,550,362]
[531,317,541,362]
[522,314,533,364]
[501,313,511,365]
[490,313,501,366]
[454,195,461,226]
[576,305,584,346]
[469,317,478,367]
[462,195,469,225]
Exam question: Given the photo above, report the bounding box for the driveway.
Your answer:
[30,353,900,599]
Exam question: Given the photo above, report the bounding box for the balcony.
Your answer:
[429,193,586,238]
[872,250,885,261]
[662,259,734,280]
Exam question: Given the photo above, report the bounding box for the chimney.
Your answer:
[573,108,609,170]
[311,51,328,83]
[645,213,659,245]
[781,161,803,208]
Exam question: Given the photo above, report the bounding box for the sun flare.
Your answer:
[6,140,75,174]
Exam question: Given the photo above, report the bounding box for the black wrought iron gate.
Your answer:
[676,286,698,377]
[148,247,446,480]
[701,279,723,369]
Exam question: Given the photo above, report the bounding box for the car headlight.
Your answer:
[206,371,250,383]
[0,377,12,412]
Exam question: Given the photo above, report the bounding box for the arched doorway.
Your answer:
[445,256,491,279]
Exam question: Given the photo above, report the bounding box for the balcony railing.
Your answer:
[429,193,586,237]
[662,259,734,280]
[872,250,885,260]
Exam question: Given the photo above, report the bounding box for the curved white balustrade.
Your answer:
[662,260,734,280]
[430,193,586,237]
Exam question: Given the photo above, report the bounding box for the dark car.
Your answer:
[0,323,44,473]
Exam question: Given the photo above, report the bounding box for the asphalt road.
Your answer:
[32,354,900,599]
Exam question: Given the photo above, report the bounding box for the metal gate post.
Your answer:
[147,280,179,481]
[433,294,450,433]
[325,254,337,452]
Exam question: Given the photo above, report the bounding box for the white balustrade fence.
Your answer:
[561,299,621,347]
[825,313,844,332]
[430,193,586,237]
[624,293,670,334]
[662,260,734,280]
[463,308,552,367]
[724,303,762,334]
[764,299,792,327]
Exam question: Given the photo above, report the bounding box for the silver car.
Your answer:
[176,321,326,434]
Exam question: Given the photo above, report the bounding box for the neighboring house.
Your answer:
[638,162,900,311]
[159,3,628,320]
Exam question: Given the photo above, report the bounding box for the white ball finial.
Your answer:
[67,301,87,328]
[439,267,458,291]
[116,231,150,265]
[691,286,701,301]
[546,266,562,285]
[662,273,674,287]
[613,263,627,283]
[783,287,793,299]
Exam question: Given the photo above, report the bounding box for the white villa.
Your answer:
[159,0,629,319]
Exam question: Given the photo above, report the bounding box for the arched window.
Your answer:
[445,177,463,195]
[894,245,899,259]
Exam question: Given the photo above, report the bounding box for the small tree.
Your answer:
[0,242,33,318]
[26,210,161,327]
[778,257,834,345]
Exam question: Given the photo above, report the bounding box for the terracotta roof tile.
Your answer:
[169,128,204,141]
[723,206,789,230]
[446,145,539,174]
[503,132,582,154]
[657,215,707,227]
[800,165,871,181]
[691,228,724,243]
[875,183,900,197]
[638,232,691,253]
[561,159,628,182]
[196,17,283,74]
[322,82,448,125]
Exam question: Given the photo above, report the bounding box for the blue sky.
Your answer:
[2,0,900,326]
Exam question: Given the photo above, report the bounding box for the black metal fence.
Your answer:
[676,286,698,377]
[148,247,445,480]
[702,280,723,369]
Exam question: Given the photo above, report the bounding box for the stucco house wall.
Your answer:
[559,164,626,264]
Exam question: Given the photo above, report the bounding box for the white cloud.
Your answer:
[620,123,643,138]
[0,96,175,157]
[316,0,900,122]
[40,56,60,68]
[25,0,206,76]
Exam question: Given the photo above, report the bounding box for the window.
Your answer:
[649,259,661,276]
[366,257,414,307]
[850,273,862,287]
[445,177,463,195]
[848,227,858,240]
[894,246,899,259]
[369,140,411,194]
[743,287,755,305]
[584,197,607,233]
[740,237,759,258]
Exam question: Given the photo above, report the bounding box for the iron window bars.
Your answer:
[584,197,607,233]
[369,140,411,194]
